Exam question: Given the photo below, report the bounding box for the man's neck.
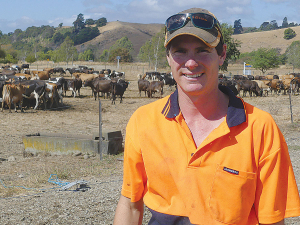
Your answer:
[177,86,229,148]
[177,86,229,121]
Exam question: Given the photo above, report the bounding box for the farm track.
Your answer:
[1,66,300,224]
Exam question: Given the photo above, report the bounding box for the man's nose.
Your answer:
[185,57,199,70]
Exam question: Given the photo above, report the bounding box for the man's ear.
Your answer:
[219,44,227,66]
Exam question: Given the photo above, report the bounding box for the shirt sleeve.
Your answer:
[121,113,147,202]
[254,119,300,224]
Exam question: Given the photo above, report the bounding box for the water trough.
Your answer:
[22,130,123,156]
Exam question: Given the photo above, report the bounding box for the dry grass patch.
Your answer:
[0,153,123,198]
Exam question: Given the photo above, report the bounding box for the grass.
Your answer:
[288,146,300,151]
[0,152,124,198]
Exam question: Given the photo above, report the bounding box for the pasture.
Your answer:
[0,62,300,224]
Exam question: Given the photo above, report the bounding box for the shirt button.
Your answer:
[191,153,194,156]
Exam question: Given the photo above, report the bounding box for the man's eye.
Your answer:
[175,49,186,53]
[198,49,209,53]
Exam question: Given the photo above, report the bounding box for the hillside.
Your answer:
[233,26,300,54]
[76,21,164,57]
[76,21,300,57]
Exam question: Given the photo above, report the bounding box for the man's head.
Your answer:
[164,8,224,56]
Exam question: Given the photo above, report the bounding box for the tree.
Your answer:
[110,36,134,53]
[220,23,241,71]
[58,23,63,28]
[71,27,100,45]
[105,37,134,62]
[108,47,133,62]
[0,47,6,59]
[85,19,95,25]
[233,19,243,34]
[138,40,152,66]
[99,49,110,62]
[249,48,280,74]
[47,50,60,63]
[260,21,278,31]
[285,41,300,72]
[243,27,258,33]
[52,32,64,44]
[282,17,288,28]
[37,51,51,60]
[73,13,85,33]
[138,28,166,69]
[4,53,17,64]
[57,36,78,65]
[270,20,278,30]
[260,22,270,31]
[284,28,296,40]
[25,54,37,64]
[78,49,94,61]
[96,17,107,27]
[289,22,297,27]
[41,26,55,39]
[12,29,23,42]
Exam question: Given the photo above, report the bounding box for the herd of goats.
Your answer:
[1,63,299,113]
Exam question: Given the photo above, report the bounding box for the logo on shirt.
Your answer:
[223,167,239,175]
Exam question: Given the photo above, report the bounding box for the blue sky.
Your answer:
[0,0,299,34]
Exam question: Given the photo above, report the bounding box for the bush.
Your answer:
[284,28,296,40]
[108,47,133,62]
[25,54,37,64]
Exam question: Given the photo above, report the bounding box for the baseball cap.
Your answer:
[164,8,223,48]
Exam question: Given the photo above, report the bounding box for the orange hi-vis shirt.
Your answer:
[121,86,300,225]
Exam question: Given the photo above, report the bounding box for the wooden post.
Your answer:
[289,83,293,123]
[99,100,103,160]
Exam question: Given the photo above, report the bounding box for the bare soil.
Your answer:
[0,64,300,224]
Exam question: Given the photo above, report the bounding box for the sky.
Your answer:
[0,0,299,34]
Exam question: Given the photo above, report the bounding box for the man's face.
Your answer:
[167,35,226,96]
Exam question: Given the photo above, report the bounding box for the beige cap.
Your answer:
[164,8,222,48]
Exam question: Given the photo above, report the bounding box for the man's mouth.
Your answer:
[183,73,204,78]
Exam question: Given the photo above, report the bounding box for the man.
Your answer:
[114,8,300,225]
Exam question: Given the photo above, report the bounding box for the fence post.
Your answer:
[99,100,103,160]
[289,83,293,123]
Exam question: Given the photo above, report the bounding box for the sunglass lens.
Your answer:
[166,14,186,31]
[192,13,214,29]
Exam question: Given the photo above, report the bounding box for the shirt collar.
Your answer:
[161,85,246,128]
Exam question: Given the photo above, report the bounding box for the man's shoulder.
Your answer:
[243,101,275,123]
[135,95,171,115]
[127,95,172,131]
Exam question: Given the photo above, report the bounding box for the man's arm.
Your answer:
[260,220,284,225]
[113,195,144,225]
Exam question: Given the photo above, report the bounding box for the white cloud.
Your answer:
[226,0,251,4]
[83,0,112,6]
[1,16,49,33]
[144,0,159,6]
[226,6,245,14]
[20,16,35,24]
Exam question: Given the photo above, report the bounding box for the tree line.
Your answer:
[0,13,106,64]
[234,17,298,37]
[0,15,300,74]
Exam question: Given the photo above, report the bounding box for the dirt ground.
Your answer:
[1,65,300,224]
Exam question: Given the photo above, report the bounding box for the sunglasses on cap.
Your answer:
[165,12,220,32]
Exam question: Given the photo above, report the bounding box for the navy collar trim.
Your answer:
[161,85,246,128]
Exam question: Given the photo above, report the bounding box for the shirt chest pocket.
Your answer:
[209,164,256,224]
